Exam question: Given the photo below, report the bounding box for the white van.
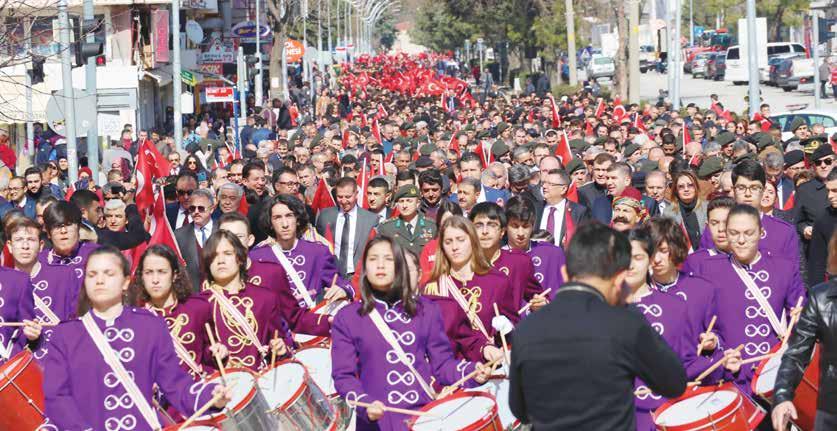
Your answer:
[724,42,807,85]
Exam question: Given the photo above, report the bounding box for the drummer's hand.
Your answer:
[270,337,288,356]
[366,400,385,421]
[771,401,797,431]
[528,292,548,312]
[789,304,803,320]
[210,343,229,359]
[483,345,504,363]
[22,320,42,341]
[473,363,491,384]
[698,331,718,352]
[211,384,232,409]
[723,348,742,374]
[324,285,347,302]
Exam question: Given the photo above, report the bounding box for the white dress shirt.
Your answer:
[335,206,359,273]
[539,199,566,246]
[194,219,213,248]
[175,206,190,229]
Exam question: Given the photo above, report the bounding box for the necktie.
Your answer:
[339,212,351,273]
[546,206,557,237]
[406,222,413,237]
[200,227,207,246]
[183,210,191,226]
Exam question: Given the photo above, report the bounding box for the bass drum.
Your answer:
[408,391,503,431]
[751,343,820,431]
[0,350,45,431]
[259,360,336,430]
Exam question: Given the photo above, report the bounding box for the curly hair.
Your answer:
[129,245,193,305]
[261,194,309,240]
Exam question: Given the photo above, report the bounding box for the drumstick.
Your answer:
[348,400,438,417]
[517,288,552,315]
[204,323,227,385]
[691,344,744,385]
[318,274,340,325]
[781,297,804,348]
[179,393,224,430]
[438,356,504,399]
[696,315,718,356]
[152,398,177,426]
[493,303,510,364]
[0,322,58,327]
[741,352,778,365]
[271,329,280,389]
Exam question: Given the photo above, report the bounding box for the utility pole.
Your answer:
[327,0,333,65]
[84,0,98,181]
[746,0,759,116]
[672,0,682,110]
[813,10,821,109]
[25,18,33,161]
[58,0,78,182]
[317,0,324,72]
[628,0,640,103]
[173,0,183,149]
[689,0,694,47]
[302,0,308,82]
[255,0,263,107]
[237,47,247,123]
[565,0,577,85]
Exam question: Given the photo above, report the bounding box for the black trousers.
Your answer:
[815,409,837,431]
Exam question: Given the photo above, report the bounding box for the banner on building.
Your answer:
[206,87,235,103]
[152,9,170,65]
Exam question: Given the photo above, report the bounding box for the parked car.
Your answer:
[707,55,726,80]
[639,45,656,73]
[771,109,837,141]
[703,53,719,80]
[765,54,804,86]
[690,52,712,78]
[774,57,815,91]
[586,54,615,80]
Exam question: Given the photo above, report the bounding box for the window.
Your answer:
[594,57,613,65]
[808,115,837,128]
[768,45,790,56]
[727,48,740,60]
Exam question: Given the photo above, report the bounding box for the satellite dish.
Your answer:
[186,20,204,44]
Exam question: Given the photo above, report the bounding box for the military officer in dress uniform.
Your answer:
[376,185,437,257]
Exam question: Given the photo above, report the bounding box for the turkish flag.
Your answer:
[612,98,627,123]
[555,130,573,167]
[566,182,579,204]
[131,189,184,273]
[548,95,562,128]
[135,139,170,215]
[449,128,461,156]
[371,119,383,145]
[311,179,336,215]
[376,103,388,120]
[594,99,606,118]
[474,140,494,168]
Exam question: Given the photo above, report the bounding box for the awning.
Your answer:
[139,64,173,87]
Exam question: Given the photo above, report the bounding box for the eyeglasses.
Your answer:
[177,189,194,196]
[677,183,696,191]
[734,184,764,194]
[189,205,208,213]
[814,157,834,167]
[279,181,300,188]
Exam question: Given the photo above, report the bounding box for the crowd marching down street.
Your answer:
[0,51,835,431]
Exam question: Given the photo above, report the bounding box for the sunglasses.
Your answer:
[177,189,194,196]
[814,157,834,167]
[189,205,208,213]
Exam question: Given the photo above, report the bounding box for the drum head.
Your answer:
[467,376,513,428]
[294,347,334,395]
[411,393,497,430]
[258,362,306,409]
[655,390,739,427]
[199,370,256,420]
[0,351,31,381]
[753,352,783,395]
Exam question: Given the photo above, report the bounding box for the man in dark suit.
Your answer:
[166,172,198,229]
[174,189,218,292]
[769,150,803,211]
[591,162,658,224]
[794,144,835,257]
[578,152,615,209]
[365,176,393,224]
[315,177,378,278]
[510,223,686,430]
[536,169,590,247]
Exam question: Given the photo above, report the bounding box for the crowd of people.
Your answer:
[0,51,835,431]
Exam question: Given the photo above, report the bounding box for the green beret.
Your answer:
[476,130,491,139]
[594,137,608,146]
[565,158,586,175]
[623,143,640,158]
[491,140,510,157]
[419,144,436,156]
[400,121,414,131]
[715,131,735,147]
[698,156,724,179]
[733,152,755,164]
[751,132,774,151]
[789,117,808,133]
[497,122,510,134]
[569,139,587,151]
[393,184,420,201]
[637,159,660,174]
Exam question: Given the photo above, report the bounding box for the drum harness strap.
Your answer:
[33,294,60,325]
[0,329,18,360]
[81,313,163,431]
[144,306,204,377]
[440,275,492,342]
[271,244,317,308]
[368,308,437,400]
[208,287,267,353]
[730,260,786,338]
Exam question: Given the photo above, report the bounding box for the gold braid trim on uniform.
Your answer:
[208,287,260,369]
[423,281,442,296]
[462,286,483,329]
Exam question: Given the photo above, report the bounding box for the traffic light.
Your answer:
[29,55,45,85]
[73,19,104,68]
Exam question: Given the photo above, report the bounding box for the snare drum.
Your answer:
[0,350,45,430]
[197,368,276,431]
[293,301,349,347]
[258,360,336,430]
[751,343,820,431]
[408,391,503,431]
[295,346,336,396]
[653,383,765,431]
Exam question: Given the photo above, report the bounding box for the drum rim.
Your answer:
[258,359,310,410]
[162,420,219,430]
[407,390,500,430]
[0,350,35,392]
[652,383,743,430]
[201,368,258,421]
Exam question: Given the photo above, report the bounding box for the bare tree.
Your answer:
[266,0,298,102]
[613,0,627,100]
